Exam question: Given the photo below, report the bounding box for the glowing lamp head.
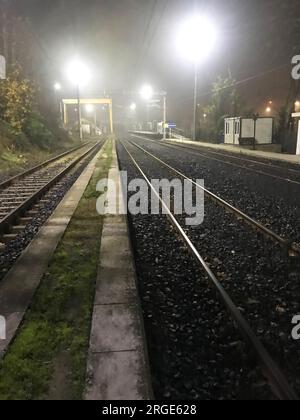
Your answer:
[177,15,218,64]
[140,85,154,101]
[66,59,91,87]
[54,82,61,91]
[130,102,137,111]
[266,107,272,114]
[85,104,94,113]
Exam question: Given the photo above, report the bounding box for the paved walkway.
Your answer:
[85,142,152,401]
[168,137,300,166]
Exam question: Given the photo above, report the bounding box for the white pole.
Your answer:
[59,100,63,123]
[193,62,198,141]
[77,84,83,141]
[163,94,167,141]
[297,120,300,155]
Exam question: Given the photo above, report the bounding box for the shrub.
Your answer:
[23,112,54,150]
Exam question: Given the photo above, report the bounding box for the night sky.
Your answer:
[11,0,300,124]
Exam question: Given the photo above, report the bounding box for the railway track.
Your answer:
[132,134,300,187]
[121,142,298,400]
[0,141,102,246]
[119,139,298,400]
[127,138,300,259]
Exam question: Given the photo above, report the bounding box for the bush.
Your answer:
[23,112,54,150]
[0,69,34,132]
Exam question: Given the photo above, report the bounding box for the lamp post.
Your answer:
[177,15,217,141]
[193,62,198,141]
[162,94,167,141]
[77,85,83,140]
[129,103,137,130]
[54,82,63,123]
[86,104,97,134]
[66,59,91,141]
[140,85,167,140]
[140,85,153,131]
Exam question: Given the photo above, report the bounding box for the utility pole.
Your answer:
[193,0,198,141]
[193,62,198,141]
[77,84,83,141]
[163,94,167,141]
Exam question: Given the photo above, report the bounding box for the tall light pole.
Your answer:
[54,82,63,123]
[129,103,137,130]
[193,63,198,142]
[177,15,218,141]
[162,93,167,141]
[66,59,91,141]
[140,85,153,131]
[140,85,167,140]
[86,104,97,133]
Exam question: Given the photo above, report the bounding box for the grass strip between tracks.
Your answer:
[0,137,113,400]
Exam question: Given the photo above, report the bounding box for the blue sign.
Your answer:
[168,122,176,128]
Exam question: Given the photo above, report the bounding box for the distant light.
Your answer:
[269,100,273,105]
[295,101,300,107]
[203,113,207,118]
[86,104,94,113]
[54,82,61,91]
[130,102,137,111]
[140,85,154,101]
[66,59,91,87]
[177,15,218,63]
[266,107,272,113]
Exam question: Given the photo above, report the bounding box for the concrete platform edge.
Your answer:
[85,140,153,401]
[167,137,300,165]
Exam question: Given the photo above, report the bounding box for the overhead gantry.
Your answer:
[62,98,114,133]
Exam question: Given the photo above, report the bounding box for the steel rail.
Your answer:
[134,134,300,187]
[120,139,298,401]
[128,138,300,258]
[0,141,102,236]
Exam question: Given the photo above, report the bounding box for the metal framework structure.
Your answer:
[62,98,114,133]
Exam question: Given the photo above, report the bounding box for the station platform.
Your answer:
[85,141,152,400]
[168,137,300,166]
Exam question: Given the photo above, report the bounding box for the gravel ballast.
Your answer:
[117,140,291,400]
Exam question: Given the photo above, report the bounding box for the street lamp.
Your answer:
[54,83,63,122]
[86,104,94,113]
[54,82,61,91]
[66,59,91,141]
[140,85,167,140]
[130,102,137,111]
[85,104,98,128]
[177,15,217,141]
[140,85,153,132]
[140,85,154,101]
